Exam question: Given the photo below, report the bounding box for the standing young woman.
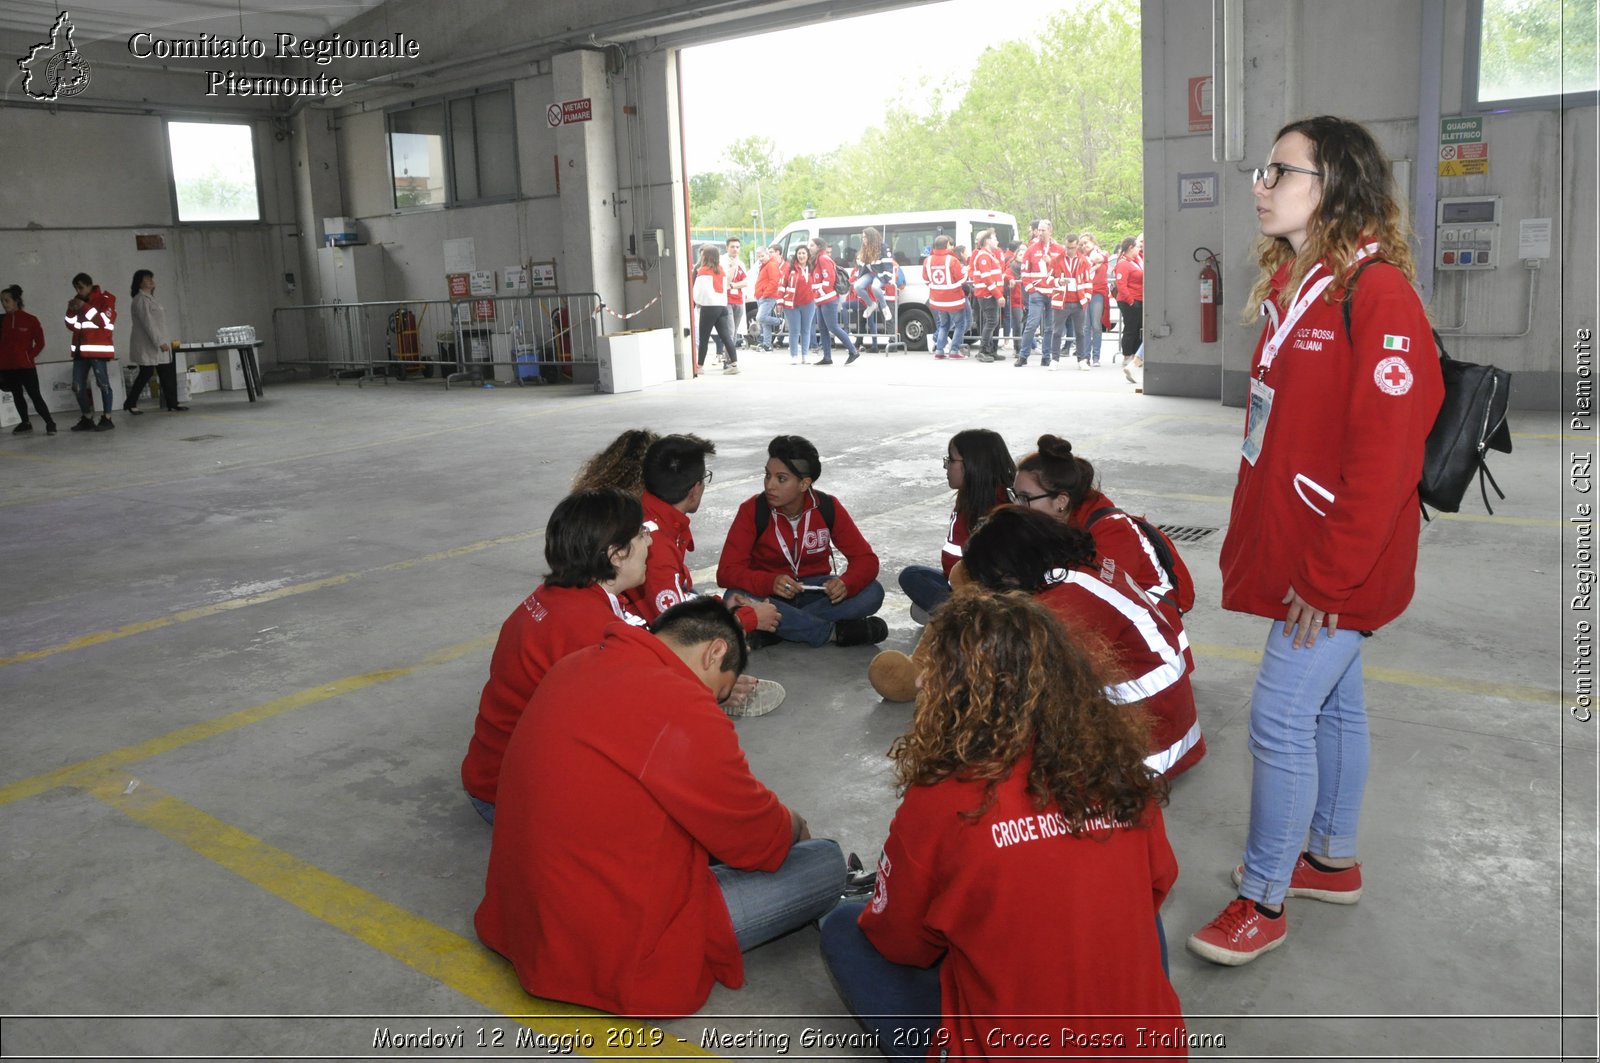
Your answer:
[1186,115,1443,966]
[778,245,817,365]
[1114,235,1144,381]
[896,428,1015,618]
[821,591,1184,1059]
[692,245,739,375]
[0,285,54,434]
[126,270,184,413]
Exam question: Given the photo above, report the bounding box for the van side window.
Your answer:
[820,230,860,267]
[886,223,955,267]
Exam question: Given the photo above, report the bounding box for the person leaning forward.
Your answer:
[474,597,845,1016]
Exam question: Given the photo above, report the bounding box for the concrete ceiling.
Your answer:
[0,0,387,44]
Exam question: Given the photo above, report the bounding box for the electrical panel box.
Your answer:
[642,228,666,259]
[1435,195,1500,270]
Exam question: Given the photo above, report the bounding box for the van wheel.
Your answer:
[900,309,933,352]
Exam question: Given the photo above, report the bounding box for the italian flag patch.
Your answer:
[1383,334,1411,351]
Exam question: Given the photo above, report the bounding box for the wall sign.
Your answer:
[1178,172,1218,209]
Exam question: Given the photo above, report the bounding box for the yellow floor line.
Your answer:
[0,531,543,670]
[1191,641,1559,704]
[79,773,722,1060]
[0,634,495,809]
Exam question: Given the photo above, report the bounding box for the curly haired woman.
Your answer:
[570,428,659,496]
[821,590,1185,1060]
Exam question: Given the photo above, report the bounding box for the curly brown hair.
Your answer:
[570,428,659,497]
[891,588,1167,831]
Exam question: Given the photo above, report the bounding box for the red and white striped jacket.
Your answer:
[65,287,117,359]
[969,247,1005,300]
[1051,252,1092,310]
[778,262,815,309]
[922,249,967,311]
[722,256,748,305]
[810,251,841,305]
[1021,239,1066,295]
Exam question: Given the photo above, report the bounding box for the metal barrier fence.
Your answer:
[271,293,603,388]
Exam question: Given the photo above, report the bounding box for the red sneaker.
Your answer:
[1187,898,1287,966]
[1232,854,1363,904]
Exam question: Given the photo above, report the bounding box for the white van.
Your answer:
[766,209,1019,350]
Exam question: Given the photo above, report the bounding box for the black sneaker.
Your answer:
[122,400,143,415]
[845,350,860,364]
[12,422,32,434]
[70,417,96,432]
[746,630,783,651]
[45,421,57,434]
[814,358,834,366]
[1013,358,1028,367]
[95,416,114,431]
[834,616,888,647]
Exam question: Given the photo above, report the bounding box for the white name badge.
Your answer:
[1242,376,1274,465]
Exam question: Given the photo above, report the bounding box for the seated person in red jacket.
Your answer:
[820,590,1184,1060]
[631,432,786,717]
[716,434,888,648]
[896,428,1016,619]
[964,506,1205,780]
[475,597,846,1017]
[460,488,649,824]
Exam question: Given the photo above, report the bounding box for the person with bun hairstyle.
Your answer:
[963,506,1204,780]
[1013,434,1193,639]
[821,590,1184,1059]
[460,488,651,824]
[716,434,888,648]
[897,428,1016,618]
[0,285,54,434]
[1186,116,1444,967]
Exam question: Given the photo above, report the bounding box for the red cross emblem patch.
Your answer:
[1374,356,1414,396]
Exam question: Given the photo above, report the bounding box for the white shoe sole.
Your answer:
[724,678,785,718]
[1185,927,1285,966]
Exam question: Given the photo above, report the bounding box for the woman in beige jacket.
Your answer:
[126,270,185,413]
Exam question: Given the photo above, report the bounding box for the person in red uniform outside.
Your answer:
[964,507,1203,780]
[1050,233,1092,371]
[717,434,888,648]
[692,244,738,375]
[808,237,859,366]
[1114,234,1145,380]
[476,597,845,1017]
[722,237,749,348]
[629,433,787,718]
[1080,232,1111,366]
[0,285,55,435]
[969,229,1006,362]
[1003,241,1026,353]
[753,244,785,351]
[460,488,650,824]
[895,428,1015,619]
[64,272,117,432]
[820,590,1184,1060]
[922,235,967,359]
[1186,116,1445,966]
[778,245,817,365]
[1015,221,1066,367]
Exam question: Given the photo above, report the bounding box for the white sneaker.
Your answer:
[863,304,878,320]
[724,678,785,718]
[1124,365,1137,384]
[1046,362,1058,372]
[790,354,798,365]
[1078,360,1091,371]
[724,364,740,375]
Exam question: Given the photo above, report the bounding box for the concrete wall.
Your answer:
[1140,0,1596,410]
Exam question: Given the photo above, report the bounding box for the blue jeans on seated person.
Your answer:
[898,564,951,614]
[713,838,845,951]
[757,297,782,347]
[72,358,113,415]
[853,272,889,314]
[725,576,886,647]
[469,795,495,825]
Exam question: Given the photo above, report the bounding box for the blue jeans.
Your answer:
[757,297,782,347]
[816,300,857,361]
[784,304,816,361]
[72,358,113,415]
[1240,624,1369,907]
[898,564,951,613]
[714,838,845,951]
[1057,302,1084,363]
[469,795,495,825]
[932,309,966,354]
[1018,292,1054,363]
[727,576,886,647]
[853,272,888,314]
[1084,293,1105,364]
[820,902,941,1063]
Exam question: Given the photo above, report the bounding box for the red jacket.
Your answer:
[778,262,814,309]
[1050,251,1091,310]
[627,490,759,633]
[969,247,1005,300]
[1037,576,1204,779]
[1069,489,1190,654]
[1219,257,1443,629]
[0,309,45,370]
[1021,238,1066,295]
[921,249,967,311]
[717,490,880,598]
[460,582,643,804]
[65,286,116,359]
[475,623,794,1016]
[810,251,841,305]
[1114,254,1144,303]
[860,755,1184,1059]
[1088,250,1110,297]
[723,256,748,304]
[754,256,783,299]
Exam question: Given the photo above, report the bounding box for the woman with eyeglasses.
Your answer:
[1186,116,1444,968]
[896,428,1016,620]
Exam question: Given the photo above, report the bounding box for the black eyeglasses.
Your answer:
[942,456,964,469]
[701,469,714,484]
[1252,163,1321,189]
[1007,488,1056,505]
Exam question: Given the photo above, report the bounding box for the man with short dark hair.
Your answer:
[476,598,844,1017]
[64,272,118,431]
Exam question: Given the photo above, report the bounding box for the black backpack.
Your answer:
[1343,262,1512,516]
[753,490,837,538]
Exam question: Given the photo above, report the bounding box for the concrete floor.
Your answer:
[1,348,1594,1062]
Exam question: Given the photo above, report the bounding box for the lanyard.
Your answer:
[1256,243,1378,379]
[772,504,814,578]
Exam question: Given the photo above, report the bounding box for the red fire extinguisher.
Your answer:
[1195,247,1222,343]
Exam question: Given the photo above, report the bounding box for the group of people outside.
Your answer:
[459,114,1442,1059]
[0,270,186,436]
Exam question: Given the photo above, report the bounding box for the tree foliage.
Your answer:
[689,0,1144,243]
[1478,0,1597,100]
